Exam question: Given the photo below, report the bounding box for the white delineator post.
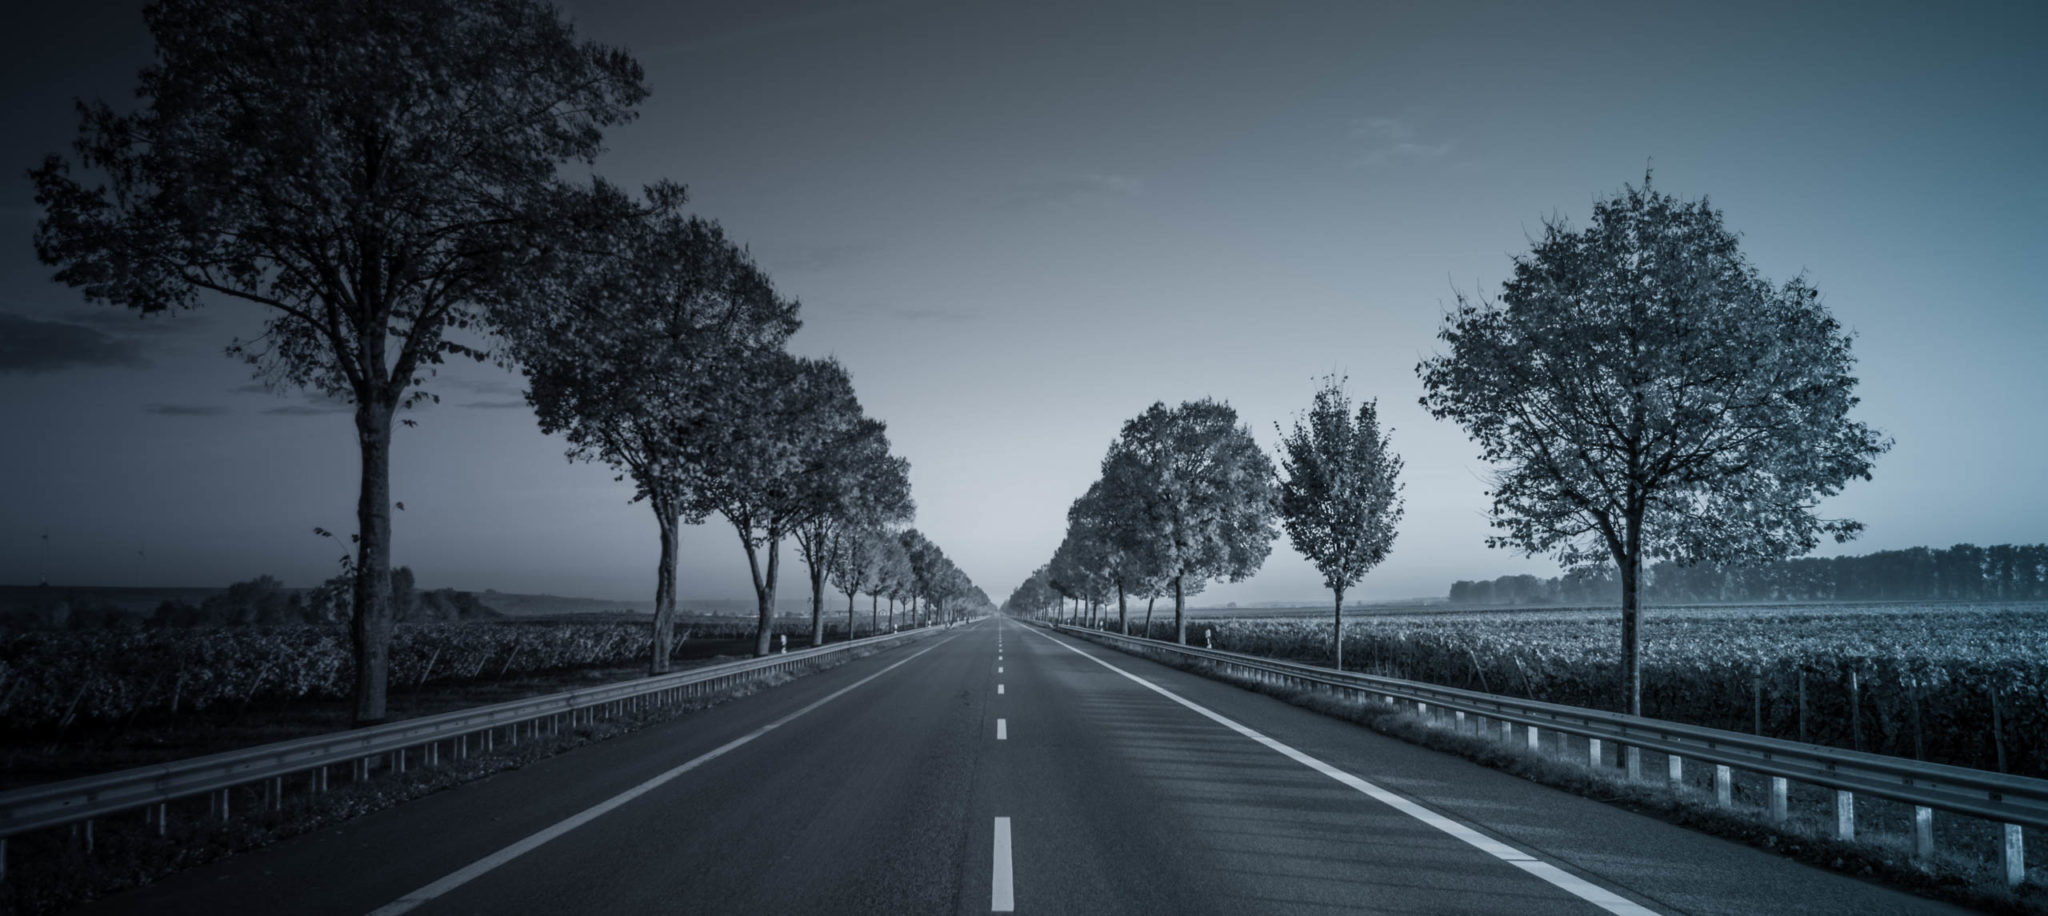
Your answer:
[2005,824,2025,887]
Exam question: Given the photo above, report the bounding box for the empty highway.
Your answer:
[80,618,1959,915]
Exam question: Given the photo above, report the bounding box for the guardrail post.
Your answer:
[1500,720,1513,743]
[1913,806,1933,861]
[1587,737,1601,768]
[1526,725,1540,752]
[270,776,283,810]
[1454,710,1466,733]
[2005,825,2025,886]
[1626,747,1641,782]
[1668,754,1683,787]
[1715,765,1732,806]
[84,819,94,854]
[1835,790,1855,841]
[1770,777,1787,823]
[154,802,167,836]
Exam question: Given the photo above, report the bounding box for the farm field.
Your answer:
[0,616,891,788]
[1106,600,2048,779]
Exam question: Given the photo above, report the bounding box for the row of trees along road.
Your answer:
[28,0,988,723]
[1004,385,1406,671]
[1009,176,1889,719]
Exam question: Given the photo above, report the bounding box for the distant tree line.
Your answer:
[1448,543,2048,606]
[0,570,504,631]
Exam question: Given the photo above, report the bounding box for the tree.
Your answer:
[1102,400,1279,644]
[688,354,868,656]
[1417,176,1891,715]
[795,416,913,645]
[30,0,646,724]
[899,529,943,626]
[1069,480,1154,633]
[1276,376,1405,670]
[867,535,913,630]
[500,183,796,674]
[832,526,891,638]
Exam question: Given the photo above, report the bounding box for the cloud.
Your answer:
[847,302,978,324]
[0,312,150,374]
[144,403,230,417]
[263,404,351,416]
[1350,117,1453,166]
[459,399,528,410]
[262,391,354,416]
[435,376,524,397]
[768,241,885,274]
[999,173,1144,209]
[63,306,215,337]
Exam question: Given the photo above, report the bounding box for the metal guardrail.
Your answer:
[0,624,951,878]
[1042,620,2041,885]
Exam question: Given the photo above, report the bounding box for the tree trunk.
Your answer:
[651,501,678,674]
[350,399,396,725]
[888,594,895,629]
[846,589,857,641]
[1619,538,1643,716]
[809,560,826,646]
[743,532,781,657]
[1174,575,1187,645]
[1145,595,1156,638]
[871,592,878,636]
[1117,584,1128,634]
[1332,586,1345,671]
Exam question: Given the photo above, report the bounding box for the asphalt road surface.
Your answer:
[80,617,1962,915]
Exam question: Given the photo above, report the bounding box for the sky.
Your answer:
[2,0,2044,607]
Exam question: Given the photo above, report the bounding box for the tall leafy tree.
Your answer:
[1276,376,1405,670]
[688,354,867,656]
[1102,400,1278,644]
[868,535,914,630]
[899,529,943,626]
[1417,176,1890,715]
[500,183,796,674]
[795,417,913,644]
[29,0,646,723]
[831,526,892,637]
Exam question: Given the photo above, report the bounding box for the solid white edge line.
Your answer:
[992,816,1015,912]
[366,636,956,916]
[996,718,1007,740]
[1022,626,1658,916]
[998,684,1005,695]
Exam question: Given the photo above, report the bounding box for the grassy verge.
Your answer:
[1074,632,2047,916]
[0,634,922,916]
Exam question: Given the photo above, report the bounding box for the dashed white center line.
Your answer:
[998,684,1005,694]
[996,718,1007,740]
[998,666,1003,673]
[992,817,1015,912]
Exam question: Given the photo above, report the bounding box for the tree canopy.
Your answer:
[1417,175,1890,715]
[30,0,647,723]
[1100,399,1279,644]
[498,180,797,673]
[1276,376,1404,669]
